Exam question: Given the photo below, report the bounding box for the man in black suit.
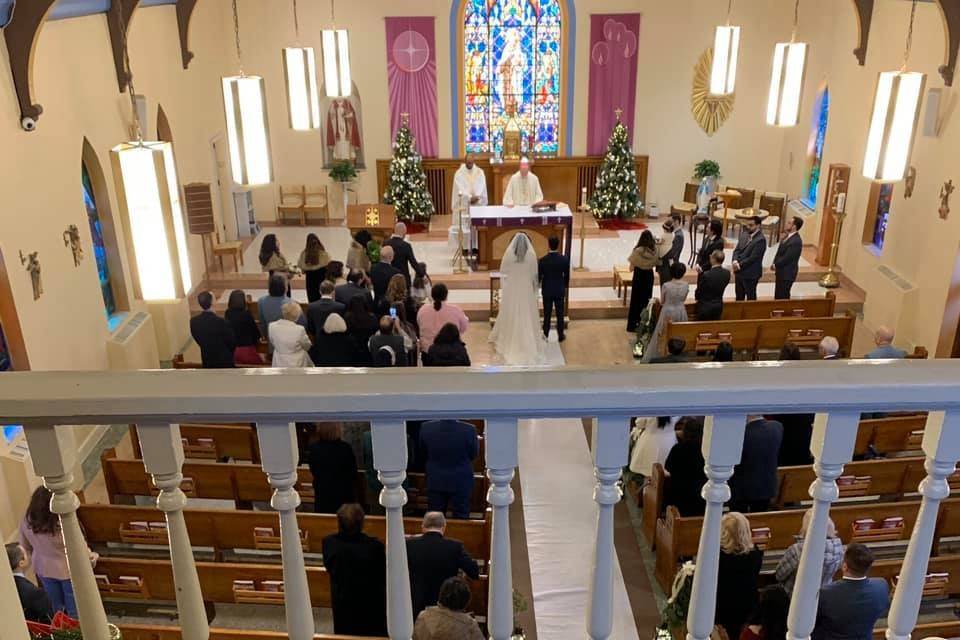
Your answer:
[6,542,53,624]
[335,270,374,307]
[694,250,730,320]
[538,236,570,342]
[406,512,481,619]
[695,220,726,274]
[189,291,235,368]
[369,245,402,303]
[650,338,689,363]
[419,419,479,519]
[772,216,804,300]
[383,222,421,285]
[659,215,685,284]
[812,544,889,640]
[732,216,767,301]
[728,415,783,512]
[306,281,345,363]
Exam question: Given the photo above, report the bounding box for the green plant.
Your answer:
[366,239,382,264]
[693,160,721,180]
[328,160,358,183]
[512,588,529,636]
[660,561,695,631]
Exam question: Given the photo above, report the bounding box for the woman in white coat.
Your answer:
[269,302,314,367]
[629,416,676,480]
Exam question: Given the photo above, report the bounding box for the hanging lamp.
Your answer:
[283,0,321,130]
[766,0,808,127]
[321,0,351,98]
[109,8,191,301]
[863,0,926,182]
[222,0,274,186]
[710,0,740,96]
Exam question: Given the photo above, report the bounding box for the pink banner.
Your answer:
[587,14,641,155]
[385,17,439,158]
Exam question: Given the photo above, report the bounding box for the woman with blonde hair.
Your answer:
[269,302,314,367]
[775,510,843,594]
[715,512,763,640]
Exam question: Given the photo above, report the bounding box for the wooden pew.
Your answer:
[171,354,270,370]
[658,293,837,321]
[130,424,260,463]
[854,414,928,457]
[874,620,960,640]
[117,625,379,640]
[870,553,960,597]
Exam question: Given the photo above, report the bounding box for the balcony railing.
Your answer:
[1,360,959,640]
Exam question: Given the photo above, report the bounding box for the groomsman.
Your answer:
[772,216,804,300]
[731,216,766,301]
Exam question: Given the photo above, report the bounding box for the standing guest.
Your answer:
[259,233,293,295]
[664,417,707,516]
[650,338,689,364]
[380,273,418,323]
[657,217,684,284]
[411,263,433,308]
[413,576,485,640]
[713,341,734,362]
[739,585,790,640]
[770,342,814,467]
[643,262,689,363]
[812,544,889,640]
[772,216,804,300]
[417,284,469,353]
[306,281,345,341]
[322,504,388,636]
[732,216,767,301]
[225,289,263,365]
[716,512,764,640]
[626,230,658,332]
[335,269,374,307]
[325,260,346,286]
[344,295,378,365]
[729,415,783,512]
[776,511,844,594]
[696,220,726,274]
[313,313,355,367]
[406,512,481,619]
[628,417,676,480]
[384,222,421,285]
[308,423,357,514]
[866,326,907,359]
[346,230,372,274]
[189,291,235,368]
[370,245,402,303]
[419,419,479,518]
[819,336,841,360]
[298,233,331,303]
[269,302,313,367]
[6,542,53,623]
[369,315,408,367]
[392,303,421,366]
[258,274,302,332]
[694,249,730,321]
[538,236,570,342]
[425,323,471,367]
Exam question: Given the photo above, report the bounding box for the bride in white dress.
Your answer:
[490,232,547,365]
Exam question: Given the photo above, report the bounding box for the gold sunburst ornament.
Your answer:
[692,48,735,136]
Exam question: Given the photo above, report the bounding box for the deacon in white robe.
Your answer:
[452,153,488,213]
[502,157,544,207]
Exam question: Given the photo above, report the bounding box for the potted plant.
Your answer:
[328,160,358,221]
[693,160,721,211]
[511,589,529,639]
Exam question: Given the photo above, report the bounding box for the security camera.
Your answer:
[21,116,37,132]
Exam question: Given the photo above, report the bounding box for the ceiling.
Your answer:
[0,0,177,28]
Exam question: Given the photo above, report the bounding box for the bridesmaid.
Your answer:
[298,233,330,303]
[626,230,658,332]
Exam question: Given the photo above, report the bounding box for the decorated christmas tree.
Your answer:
[589,111,641,219]
[383,116,435,222]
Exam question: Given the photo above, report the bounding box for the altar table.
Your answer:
[470,205,573,270]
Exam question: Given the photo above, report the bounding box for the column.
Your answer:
[886,411,960,640]
[685,414,746,640]
[786,412,860,640]
[371,419,413,640]
[586,416,631,640]
[1,544,29,640]
[23,424,110,640]
[485,417,518,640]
[256,421,314,640]
[138,423,209,640]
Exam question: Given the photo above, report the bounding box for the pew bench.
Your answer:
[117,624,380,640]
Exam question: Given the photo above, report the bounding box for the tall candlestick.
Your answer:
[575,187,589,272]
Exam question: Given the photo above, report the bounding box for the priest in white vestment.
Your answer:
[451,153,488,212]
[503,157,544,207]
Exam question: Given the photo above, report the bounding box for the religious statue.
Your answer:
[19,250,42,301]
[63,224,84,267]
[905,166,917,199]
[322,91,365,169]
[939,179,954,220]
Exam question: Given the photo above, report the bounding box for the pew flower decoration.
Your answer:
[27,611,122,639]
[659,560,695,631]
[589,114,642,219]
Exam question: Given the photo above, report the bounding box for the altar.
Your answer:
[470,205,573,270]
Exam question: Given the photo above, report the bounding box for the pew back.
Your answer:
[664,314,856,358]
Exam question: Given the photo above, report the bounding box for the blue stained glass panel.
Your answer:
[82,164,117,319]
[802,87,830,208]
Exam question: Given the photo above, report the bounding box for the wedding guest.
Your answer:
[370,246,402,303]
[819,336,841,360]
[417,284,469,353]
[865,326,907,359]
[628,417,676,480]
[298,233,330,303]
[392,302,420,365]
[716,512,764,640]
[776,511,844,594]
[258,274,302,333]
[779,341,802,361]
[259,233,293,295]
[313,313,355,366]
[419,420,479,518]
[694,249,730,321]
[812,544,889,640]
[696,220,725,274]
[643,262,689,363]
[407,512,481,619]
[384,222,421,285]
[413,576,484,640]
[344,295,378,365]
[335,270,373,307]
[225,289,263,365]
[729,415,783,513]
[308,423,357,514]
[626,230,658,332]
[411,263,433,308]
[380,273,418,324]
[189,291,235,368]
[664,417,707,516]
[369,315,408,367]
[306,281,345,341]
[713,341,734,362]
[6,542,53,623]
[346,230,373,274]
[325,260,346,286]
[269,302,313,367]
[323,504,387,636]
[650,338,689,364]
[425,323,471,367]
[739,586,790,640]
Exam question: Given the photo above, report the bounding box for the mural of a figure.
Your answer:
[498,28,526,102]
[63,224,84,267]
[19,250,42,301]
[321,84,365,169]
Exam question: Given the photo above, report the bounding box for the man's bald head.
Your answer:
[875,325,895,346]
[422,511,446,533]
[380,245,395,263]
[519,157,530,176]
[394,222,407,238]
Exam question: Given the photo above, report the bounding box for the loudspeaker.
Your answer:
[923,88,942,137]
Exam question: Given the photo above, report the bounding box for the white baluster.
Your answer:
[371,419,413,640]
[886,411,960,640]
[23,424,110,639]
[586,416,631,640]
[787,412,860,640]
[256,421,314,640]
[138,423,209,640]
[0,545,30,640]
[686,415,746,640]
[485,418,518,640]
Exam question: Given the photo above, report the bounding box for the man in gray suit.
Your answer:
[772,216,804,300]
[732,216,766,301]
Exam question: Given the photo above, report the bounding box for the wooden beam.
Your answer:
[107,0,143,93]
[0,248,30,370]
[851,0,875,66]
[1,0,58,130]
[176,0,199,69]
[936,0,960,86]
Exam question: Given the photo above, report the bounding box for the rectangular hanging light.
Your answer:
[222,75,274,186]
[710,25,740,96]
[283,47,321,130]
[110,141,192,301]
[766,42,807,126]
[862,71,926,182]
[321,29,351,98]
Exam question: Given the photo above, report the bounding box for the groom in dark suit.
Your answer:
[538,236,570,342]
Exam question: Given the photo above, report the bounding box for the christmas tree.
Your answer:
[589,112,641,219]
[383,117,435,222]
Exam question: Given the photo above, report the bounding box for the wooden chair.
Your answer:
[759,192,788,244]
[277,185,305,225]
[725,186,756,236]
[670,182,699,227]
[303,185,330,224]
[711,189,741,238]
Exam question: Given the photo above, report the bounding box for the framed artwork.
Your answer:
[321,84,365,170]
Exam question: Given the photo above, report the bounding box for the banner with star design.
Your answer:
[386,17,439,157]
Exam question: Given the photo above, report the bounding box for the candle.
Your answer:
[581,186,587,207]
[836,192,846,214]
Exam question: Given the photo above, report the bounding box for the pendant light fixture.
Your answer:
[109,8,191,301]
[863,0,926,182]
[322,0,352,98]
[766,0,808,127]
[283,0,321,130]
[222,0,274,186]
[710,0,740,96]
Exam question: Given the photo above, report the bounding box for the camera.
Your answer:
[21,116,37,132]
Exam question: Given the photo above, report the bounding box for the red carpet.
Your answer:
[406,222,429,234]
[597,218,648,231]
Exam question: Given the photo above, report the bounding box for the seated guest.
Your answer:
[322,504,387,636]
[308,423,357,514]
[819,336,841,360]
[225,289,263,365]
[370,246,402,303]
[189,291,235,368]
[306,280,345,339]
[694,250,730,321]
[417,283,469,353]
[313,314,355,367]
[406,512,481,619]
[258,274,302,331]
[419,419,479,519]
[344,295,378,365]
[716,512,764,640]
[650,338,688,364]
[369,315,408,367]
[335,269,374,307]
[6,542,53,623]
[779,341,802,361]
[664,417,707,516]
[740,585,789,640]
[812,543,889,640]
[729,415,783,513]
[425,323,471,367]
[776,511,844,594]
[865,325,906,359]
[628,417,676,480]
[413,576,484,640]
[269,302,313,367]
[713,341,734,362]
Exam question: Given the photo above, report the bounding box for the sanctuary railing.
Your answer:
[1,360,959,640]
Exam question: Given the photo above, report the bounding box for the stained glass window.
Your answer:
[871,183,894,252]
[463,0,562,156]
[802,86,829,208]
[82,163,117,319]
[0,323,10,371]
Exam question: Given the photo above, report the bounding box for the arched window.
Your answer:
[82,163,117,319]
[460,0,565,156]
[801,85,829,208]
